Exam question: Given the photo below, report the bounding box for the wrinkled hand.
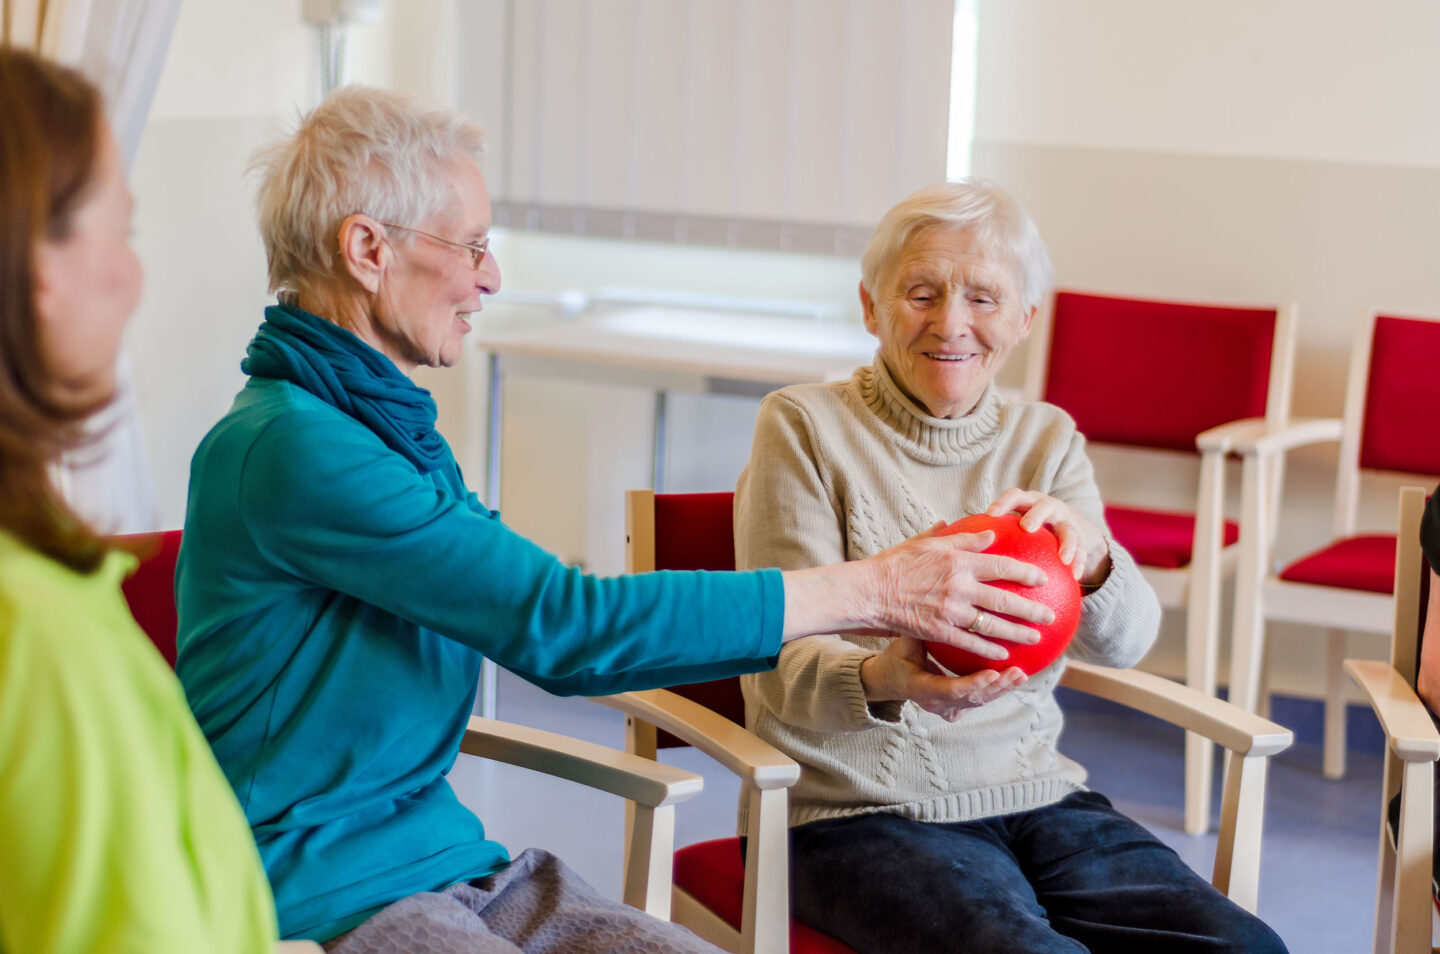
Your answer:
[861,635,1028,720]
[987,489,1111,586]
[860,521,1055,662]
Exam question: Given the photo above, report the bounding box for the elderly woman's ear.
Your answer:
[336,213,389,294]
[1018,303,1039,338]
[859,280,880,335]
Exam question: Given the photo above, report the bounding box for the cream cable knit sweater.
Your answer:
[734,360,1162,830]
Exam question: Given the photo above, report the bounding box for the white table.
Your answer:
[467,306,876,716]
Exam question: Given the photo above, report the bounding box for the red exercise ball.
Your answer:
[924,512,1082,676]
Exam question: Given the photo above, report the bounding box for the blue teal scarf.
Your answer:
[242,303,447,472]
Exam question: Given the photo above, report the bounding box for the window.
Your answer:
[461,0,970,255]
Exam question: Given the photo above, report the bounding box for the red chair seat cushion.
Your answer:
[1278,535,1398,594]
[673,838,857,953]
[1104,505,1240,570]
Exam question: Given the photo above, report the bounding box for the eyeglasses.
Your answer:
[376,220,491,269]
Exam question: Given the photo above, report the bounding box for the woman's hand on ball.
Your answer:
[860,636,1027,719]
[859,521,1054,655]
[986,490,1110,586]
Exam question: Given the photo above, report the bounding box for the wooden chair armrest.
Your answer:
[276,942,324,952]
[1345,660,1440,762]
[591,689,801,790]
[1061,661,1293,757]
[459,715,704,808]
[1194,417,1269,454]
[1223,416,1344,458]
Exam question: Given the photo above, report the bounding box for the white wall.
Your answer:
[129,0,1439,702]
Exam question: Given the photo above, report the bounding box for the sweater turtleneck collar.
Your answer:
[854,358,1007,464]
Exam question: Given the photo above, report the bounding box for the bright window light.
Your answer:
[946,0,979,181]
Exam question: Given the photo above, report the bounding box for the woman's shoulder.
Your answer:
[0,536,149,684]
[996,394,1082,438]
[0,533,130,614]
[200,378,389,468]
[760,378,852,411]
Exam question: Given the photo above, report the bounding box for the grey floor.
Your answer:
[453,669,1387,954]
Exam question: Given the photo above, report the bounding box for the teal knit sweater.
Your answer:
[177,371,782,942]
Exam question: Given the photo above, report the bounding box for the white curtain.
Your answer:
[5,0,180,532]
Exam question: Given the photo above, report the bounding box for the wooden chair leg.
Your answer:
[1393,759,1435,954]
[1183,732,1214,836]
[1214,751,1269,913]
[1228,456,1269,719]
[625,803,676,918]
[1374,823,1397,954]
[1184,448,1225,836]
[622,715,660,904]
[1325,628,1349,779]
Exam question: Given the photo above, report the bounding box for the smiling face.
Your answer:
[861,225,1035,419]
[369,157,500,374]
[33,125,142,395]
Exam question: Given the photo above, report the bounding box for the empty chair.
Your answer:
[1023,289,1298,833]
[1229,312,1440,780]
[594,489,1295,954]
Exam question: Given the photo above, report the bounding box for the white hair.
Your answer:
[250,85,488,298]
[860,179,1053,312]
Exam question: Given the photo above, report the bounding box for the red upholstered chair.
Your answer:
[1022,290,1298,834]
[593,490,1293,953]
[111,530,183,666]
[1344,486,1440,954]
[1229,313,1440,781]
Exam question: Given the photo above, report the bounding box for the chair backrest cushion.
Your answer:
[114,529,183,668]
[651,493,747,737]
[1359,316,1440,476]
[1043,291,1277,452]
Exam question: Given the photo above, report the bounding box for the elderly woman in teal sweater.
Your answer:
[734,180,1289,954]
[176,88,1059,954]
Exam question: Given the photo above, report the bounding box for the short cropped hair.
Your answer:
[860,179,1053,313]
[251,85,488,299]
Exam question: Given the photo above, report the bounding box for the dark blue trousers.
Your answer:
[788,791,1288,954]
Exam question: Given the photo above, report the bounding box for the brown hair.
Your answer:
[0,47,108,572]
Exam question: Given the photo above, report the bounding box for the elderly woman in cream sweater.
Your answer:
[734,180,1288,954]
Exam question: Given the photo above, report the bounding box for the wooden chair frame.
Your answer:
[1345,486,1440,954]
[456,714,704,918]
[593,489,1295,954]
[1230,311,1440,780]
[1022,292,1298,835]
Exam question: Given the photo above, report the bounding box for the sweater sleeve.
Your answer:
[234,408,784,695]
[1040,426,1161,670]
[735,392,902,732]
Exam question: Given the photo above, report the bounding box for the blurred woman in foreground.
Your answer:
[0,47,278,954]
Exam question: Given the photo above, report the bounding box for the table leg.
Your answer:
[652,389,668,492]
[477,352,503,720]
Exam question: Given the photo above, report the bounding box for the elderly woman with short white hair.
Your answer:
[175,90,1061,954]
[734,179,1290,954]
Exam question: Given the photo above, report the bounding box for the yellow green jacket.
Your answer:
[0,531,277,953]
